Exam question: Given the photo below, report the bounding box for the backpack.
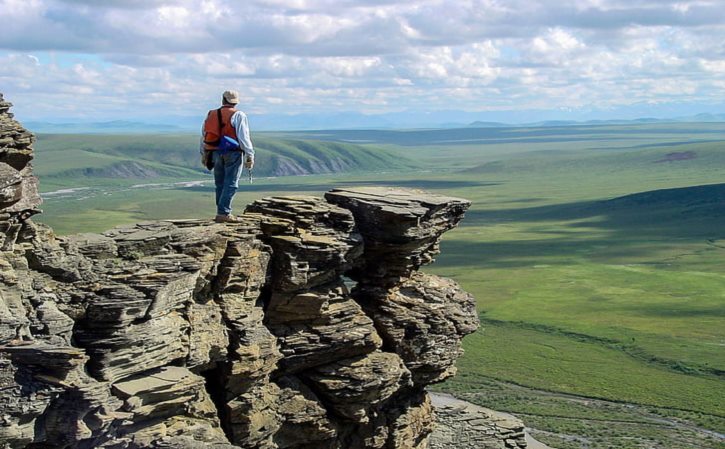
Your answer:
[201,107,241,170]
[203,107,239,150]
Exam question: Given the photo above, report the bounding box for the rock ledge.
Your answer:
[1,94,484,449]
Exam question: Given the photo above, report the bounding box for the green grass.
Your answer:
[31,123,725,446]
[33,133,417,191]
[438,355,725,449]
[448,323,723,417]
[38,175,335,234]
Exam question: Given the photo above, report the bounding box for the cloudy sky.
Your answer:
[1,0,724,125]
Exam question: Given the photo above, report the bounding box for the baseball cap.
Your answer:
[223,90,240,104]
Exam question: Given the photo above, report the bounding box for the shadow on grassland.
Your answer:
[464,182,725,233]
[438,183,725,268]
[589,138,725,150]
[434,237,617,269]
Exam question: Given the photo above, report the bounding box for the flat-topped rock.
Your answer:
[325,187,470,242]
[326,187,471,282]
[113,366,202,399]
[110,366,228,447]
[2,193,477,448]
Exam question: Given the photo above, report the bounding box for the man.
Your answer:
[201,90,254,223]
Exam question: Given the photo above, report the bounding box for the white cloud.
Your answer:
[0,0,722,121]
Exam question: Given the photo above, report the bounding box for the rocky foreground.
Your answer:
[0,92,528,448]
[429,394,528,449]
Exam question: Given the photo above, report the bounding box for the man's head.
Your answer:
[222,90,240,106]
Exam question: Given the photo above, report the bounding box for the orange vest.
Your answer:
[203,106,238,151]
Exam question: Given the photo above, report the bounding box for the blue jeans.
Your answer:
[213,150,243,215]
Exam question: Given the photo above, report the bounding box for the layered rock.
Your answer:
[430,394,527,449]
[355,272,479,386]
[326,187,479,387]
[0,94,40,216]
[325,187,470,284]
[0,94,482,449]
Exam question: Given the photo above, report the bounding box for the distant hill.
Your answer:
[25,111,725,133]
[26,121,184,134]
[460,137,725,176]
[469,114,725,129]
[466,116,725,128]
[33,133,418,188]
[278,121,725,148]
[466,121,507,128]
[255,137,417,177]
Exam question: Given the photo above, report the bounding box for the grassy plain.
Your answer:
[34,133,416,191]
[33,123,725,448]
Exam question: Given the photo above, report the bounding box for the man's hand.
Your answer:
[244,156,254,169]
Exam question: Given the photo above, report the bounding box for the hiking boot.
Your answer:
[214,214,242,223]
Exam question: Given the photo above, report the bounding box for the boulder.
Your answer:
[273,376,339,449]
[301,351,412,423]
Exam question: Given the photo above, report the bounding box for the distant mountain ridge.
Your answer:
[25,112,725,133]
[467,114,725,128]
[26,120,184,134]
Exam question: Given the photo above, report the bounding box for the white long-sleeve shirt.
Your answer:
[230,110,254,160]
[200,109,254,160]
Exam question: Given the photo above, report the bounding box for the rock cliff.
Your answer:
[0,94,482,449]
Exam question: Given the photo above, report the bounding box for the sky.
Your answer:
[1,0,724,126]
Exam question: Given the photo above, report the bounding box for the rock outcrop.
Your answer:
[0,93,41,252]
[0,94,480,449]
[429,394,527,449]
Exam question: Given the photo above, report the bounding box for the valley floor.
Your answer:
[440,378,725,449]
[33,123,725,448]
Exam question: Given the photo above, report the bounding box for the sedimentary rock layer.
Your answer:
[430,394,527,449]
[0,94,480,449]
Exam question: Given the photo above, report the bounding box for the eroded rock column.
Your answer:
[247,196,398,449]
[327,187,479,387]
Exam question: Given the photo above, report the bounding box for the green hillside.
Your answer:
[33,123,725,448]
[34,133,418,190]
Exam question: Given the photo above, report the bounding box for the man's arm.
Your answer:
[199,121,205,153]
[232,111,254,164]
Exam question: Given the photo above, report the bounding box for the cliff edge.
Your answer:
[1,93,482,449]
